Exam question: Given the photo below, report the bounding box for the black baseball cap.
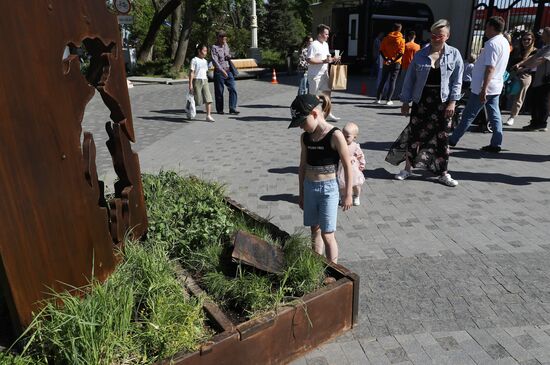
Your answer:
[288,94,321,128]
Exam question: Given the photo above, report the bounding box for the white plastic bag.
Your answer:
[186,92,196,119]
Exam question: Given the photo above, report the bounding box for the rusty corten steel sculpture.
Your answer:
[0,0,147,332]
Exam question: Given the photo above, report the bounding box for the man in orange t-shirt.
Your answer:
[397,31,421,97]
[375,23,405,104]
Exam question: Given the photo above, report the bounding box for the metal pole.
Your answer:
[251,0,258,48]
[248,0,261,61]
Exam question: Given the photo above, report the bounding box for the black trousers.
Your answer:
[377,63,401,101]
[531,84,550,127]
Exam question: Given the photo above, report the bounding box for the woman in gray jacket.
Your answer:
[386,19,463,187]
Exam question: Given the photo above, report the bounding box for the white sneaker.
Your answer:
[386,100,394,106]
[374,99,382,104]
[395,169,411,180]
[326,113,341,122]
[438,173,458,187]
[352,196,360,206]
[504,117,514,126]
[206,115,216,122]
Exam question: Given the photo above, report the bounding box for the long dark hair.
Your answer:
[300,36,313,50]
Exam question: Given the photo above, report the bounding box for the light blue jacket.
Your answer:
[400,44,464,104]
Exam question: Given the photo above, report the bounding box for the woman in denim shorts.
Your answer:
[288,94,352,263]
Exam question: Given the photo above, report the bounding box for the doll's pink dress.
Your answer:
[337,142,365,188]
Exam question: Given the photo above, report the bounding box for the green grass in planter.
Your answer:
[142,172,327,319]
[0,352,40,365]
[142,172,235,255]
[16,241,211,364]
[282,236,327,298]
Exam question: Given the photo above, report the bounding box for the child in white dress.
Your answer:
[337,122,365,206]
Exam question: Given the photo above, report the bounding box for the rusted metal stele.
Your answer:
[0,0,147,334]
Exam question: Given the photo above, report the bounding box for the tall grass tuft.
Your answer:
[17,241,211,364]
[282,235,327,298]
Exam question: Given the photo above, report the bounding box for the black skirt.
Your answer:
[385,87,451,174]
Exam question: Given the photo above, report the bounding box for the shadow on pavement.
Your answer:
[451,148,550,163]
[150,109,187,114]
[138,116,191,123]
[450,170,550,185]
[360,141,392,151]
[240,104,288,109]
[331,95,369,100]
[229,116,288,122]
[356,104,399,109]
[377,112,403,116]
[260,193,298,204]
[364,167,395,180]
[268,166,299,174]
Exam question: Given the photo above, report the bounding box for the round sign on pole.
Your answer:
[115,0,131,15]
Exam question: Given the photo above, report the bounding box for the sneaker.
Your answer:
[480,145,501,153]
[438,173,458,187]
[352,195,360,206]
[504,117,514,126]
[374,99,382,104]
[386,100,394,106]
[206,115,216,122]
[326,113,341,122]
[229,109,240,115]
[522,124,547,132]
[217,111,225,115]
[395,169,411,180]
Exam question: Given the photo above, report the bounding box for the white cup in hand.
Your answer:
[334,50,340,58]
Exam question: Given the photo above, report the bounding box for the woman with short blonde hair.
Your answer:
[386,19,464,187]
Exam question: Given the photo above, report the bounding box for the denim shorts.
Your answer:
[303,178,339,233]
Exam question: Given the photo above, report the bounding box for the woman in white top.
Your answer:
[189,44,215,122]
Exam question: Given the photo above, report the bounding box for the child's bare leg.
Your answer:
[352,185,361,196]
[206,102,212,116]
[321,231,338,263]
[311,225,323,255]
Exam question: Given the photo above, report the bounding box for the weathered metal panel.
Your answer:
[0,0,147,332]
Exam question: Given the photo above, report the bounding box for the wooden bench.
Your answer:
[208,58,267,80]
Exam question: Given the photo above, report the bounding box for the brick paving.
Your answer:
[83,74,550,364]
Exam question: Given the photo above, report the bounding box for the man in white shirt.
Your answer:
[449,16,510,153]
[307,24,341,121]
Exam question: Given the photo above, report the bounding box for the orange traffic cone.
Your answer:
[271,68,279,84]
[360,82,367,95]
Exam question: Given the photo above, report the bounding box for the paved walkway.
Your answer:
[84,74,550,364]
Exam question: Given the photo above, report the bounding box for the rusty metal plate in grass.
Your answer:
[231,231,284,274]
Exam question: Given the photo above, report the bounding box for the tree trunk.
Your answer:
[169,4,183,59]
[137,0,182,63]
[171,0,201,72]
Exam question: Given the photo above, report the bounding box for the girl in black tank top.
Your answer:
[288,94,353,263]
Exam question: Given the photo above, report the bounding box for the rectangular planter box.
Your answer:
[157,198,359,365]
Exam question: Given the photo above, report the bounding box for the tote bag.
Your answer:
[329,64,348,90]
[186,92,196,119]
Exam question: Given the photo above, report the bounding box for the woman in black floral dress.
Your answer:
[385,19,464,187]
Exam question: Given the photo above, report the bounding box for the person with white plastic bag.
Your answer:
[189,44,215,122]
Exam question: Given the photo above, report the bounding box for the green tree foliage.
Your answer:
[265,0,306,55]
[130,0,311,71]
[129,0,171,60]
